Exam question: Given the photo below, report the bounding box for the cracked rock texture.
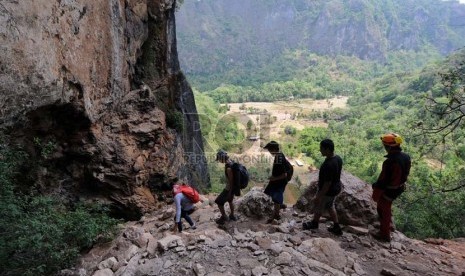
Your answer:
[0,0,209,219]
[61,189,465,276]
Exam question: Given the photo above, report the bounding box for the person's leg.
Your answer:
[273,202,281,219]
[218,204,227,218]
[181,209,195,226]
[174,214,183,232]
[216,204,228,224]
[375,197,392,241]
[327,197,339,224]
[329,206,338,223]
[267,202,281,223]
[228,197,237,220]
[327,197,342,235]
[215,189,229,224]
[371,197,392,242]
[269,189,284,221]
[304,210,321,229]
[304,196,331,230]
[310,198,324,226]
[313,212,322,223]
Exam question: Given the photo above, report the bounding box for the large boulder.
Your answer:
[298,238,348,270]
[295,170,377,226]
[237,187,274,219]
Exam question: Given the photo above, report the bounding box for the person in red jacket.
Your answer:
[372,133,411,242]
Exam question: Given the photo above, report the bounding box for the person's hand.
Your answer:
[268,176,276,181]
[372,188,383,202]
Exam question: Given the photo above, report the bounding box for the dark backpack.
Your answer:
[284,158,294,182]
[232,163,249,189]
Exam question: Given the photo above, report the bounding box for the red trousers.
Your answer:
[373,188,392,239]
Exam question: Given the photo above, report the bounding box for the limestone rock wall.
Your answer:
[0,0,209,219]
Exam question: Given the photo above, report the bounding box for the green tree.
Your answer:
[0,146,118,276]
[247,119,253,130]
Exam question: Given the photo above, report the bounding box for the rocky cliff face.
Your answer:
[0,0,208,219]
[176,0,465,76]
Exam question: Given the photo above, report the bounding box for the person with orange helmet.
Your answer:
[371,133,411,242]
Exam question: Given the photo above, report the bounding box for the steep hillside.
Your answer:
[176,0,465,90]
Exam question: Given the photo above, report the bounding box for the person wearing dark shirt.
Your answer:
[215,150,241,225]
[263,141,289,223]
[303,139,343,235]
[371,133,411,242]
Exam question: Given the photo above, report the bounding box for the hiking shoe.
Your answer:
[303,220,319,230]
[215,216,228,225]
[370,231,391,243]
[328,224,343,236]
[190,223,197,230]
[229,214,238,221]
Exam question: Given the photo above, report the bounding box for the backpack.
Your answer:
[179,185,200,203]
[232,163,249,189]
[284,158,294,182]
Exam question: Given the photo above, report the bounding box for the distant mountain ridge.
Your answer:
[176,0,465,88]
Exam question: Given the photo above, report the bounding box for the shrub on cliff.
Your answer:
[0,146,119,276]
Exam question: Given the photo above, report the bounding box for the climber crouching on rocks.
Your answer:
[172,178,197,233]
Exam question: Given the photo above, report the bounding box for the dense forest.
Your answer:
[195,46,465,239]
[180,0,465,239]
[177,0,465,91]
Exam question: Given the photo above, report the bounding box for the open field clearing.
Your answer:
[223,96,348,151]
[218,97,349,203]
[226,96,348,115]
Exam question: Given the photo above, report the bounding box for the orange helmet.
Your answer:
[380,133,403,147]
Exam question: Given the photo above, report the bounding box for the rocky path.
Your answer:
[62,189,465,276]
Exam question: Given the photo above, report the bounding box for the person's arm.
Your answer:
[269,156,287,182]
[313,163,331,203]
[269,172,287,182]
[373,160,390,189]
[226,167,234,196]
[316,181,331,199]
[390,163,403,187]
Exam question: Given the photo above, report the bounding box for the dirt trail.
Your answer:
[74,193,465,276]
